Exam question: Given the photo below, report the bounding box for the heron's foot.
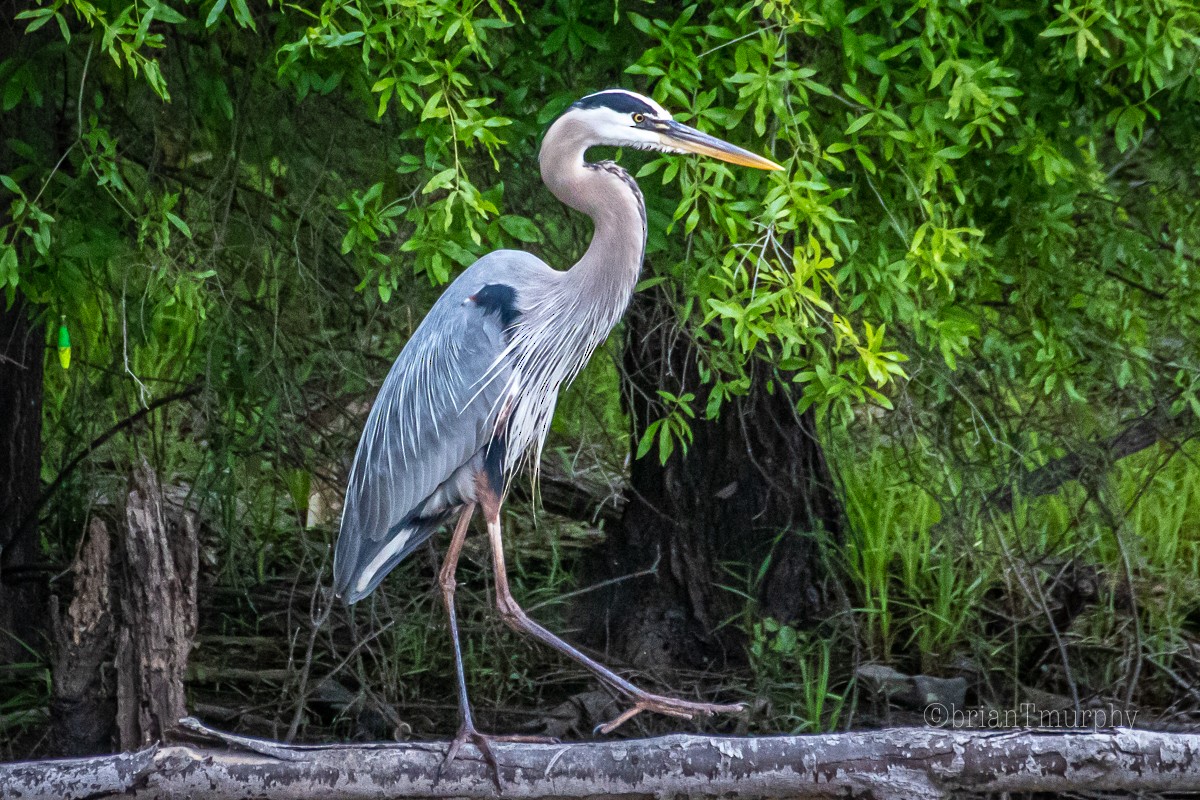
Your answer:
[597,692,745,735]
[439,723,560,790]
[440,723,499,789]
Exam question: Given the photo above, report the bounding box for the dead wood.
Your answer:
[50,518,117,755]
[510,468,625,529]
[5,718,1200,799]
[114,462,199,750]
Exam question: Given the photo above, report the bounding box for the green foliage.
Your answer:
[636,389,696,462]
[9,0,1194,450]
[748,617,846,733]
[838,442,989,668]
[622,0,1199,461]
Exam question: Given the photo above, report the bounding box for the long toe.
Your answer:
[598,694,746,734]
[439,727,495,785]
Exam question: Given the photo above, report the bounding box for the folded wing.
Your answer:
[333,277,514,602]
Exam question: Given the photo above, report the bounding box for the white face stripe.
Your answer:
[562,107,665,151]
[550,90,679,153]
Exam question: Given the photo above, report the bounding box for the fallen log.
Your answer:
[5,718,1200,799]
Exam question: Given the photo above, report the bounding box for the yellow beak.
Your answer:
[659,120,783,171]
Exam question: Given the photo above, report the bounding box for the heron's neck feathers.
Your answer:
[539,114,647,295]
[499,118,648,473]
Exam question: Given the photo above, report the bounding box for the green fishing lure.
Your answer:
[57,316,70,370]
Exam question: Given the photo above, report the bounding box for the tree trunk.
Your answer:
[579,291,842,672]
[46,464,199,756]
[0,3,61,668]
[0,294,48,665]
[51,518,118,755]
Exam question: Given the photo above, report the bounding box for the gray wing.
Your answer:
[333,265,517,603]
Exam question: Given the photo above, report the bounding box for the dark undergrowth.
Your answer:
[4,426,1198,766]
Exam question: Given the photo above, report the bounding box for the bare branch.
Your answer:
[16,382,203,539]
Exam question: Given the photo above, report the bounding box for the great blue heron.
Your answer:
[333,89,781,767]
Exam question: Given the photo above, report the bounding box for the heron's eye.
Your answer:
[632,113,645,124]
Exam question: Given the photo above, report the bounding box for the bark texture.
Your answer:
[50,518,118,755]
[581,292,842,670]
[0,1,58,667]
[113,461,199,750]
[47,464,200,755]
[0,294,47,666]
[5,721,1200,799]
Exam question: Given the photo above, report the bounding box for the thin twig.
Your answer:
[526,555,660,615]
[285,551,334,743]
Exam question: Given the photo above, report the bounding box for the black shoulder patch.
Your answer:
[471,283,520,329]
[572,90,656,116]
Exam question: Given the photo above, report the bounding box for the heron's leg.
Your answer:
[437,503,496,775]
[479,493,743,734]
[437,503,556,788]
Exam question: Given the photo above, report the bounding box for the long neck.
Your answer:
[497,118,648,472]
[538,117,646,298]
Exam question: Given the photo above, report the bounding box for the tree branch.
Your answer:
[989,404,1197,512]
[510,469,626,529]
[9,382,203,551]
[5,719,1200,799]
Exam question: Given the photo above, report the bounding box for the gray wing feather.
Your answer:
[333,261,521,601]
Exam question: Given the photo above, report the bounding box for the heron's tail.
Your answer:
[333,517,443,604]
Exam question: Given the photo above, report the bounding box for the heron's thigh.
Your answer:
[474,470,503,521]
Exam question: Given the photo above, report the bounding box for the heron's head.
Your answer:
[557,89,782,171]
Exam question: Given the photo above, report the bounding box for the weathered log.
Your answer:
[5,720,1200,799]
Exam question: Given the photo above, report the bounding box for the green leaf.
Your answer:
[229,0,254,30]
[935,144,970,160]
[205,0,228,28]
[149,1,188,24]
[1114,106,1146,152]
[636,419,662,459]
[846,113,873,134]
[16,6,55,33]
[1040,25,1076,38]
[166,212,192,238]
[422,168,457,194]
[0,245,18,288]
[658,424,674,463]
[498,215,542,243]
